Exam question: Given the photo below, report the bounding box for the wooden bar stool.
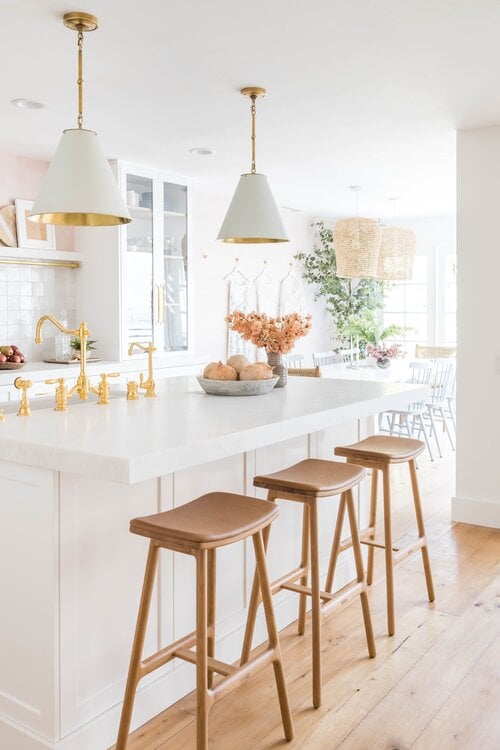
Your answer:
[241,459,376,709]
[116,492,294,750]
[334,435,435,637]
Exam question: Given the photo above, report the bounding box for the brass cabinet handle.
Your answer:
[160,283,166,323]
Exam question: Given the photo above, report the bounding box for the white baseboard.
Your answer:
[1,556,358,750]
[451,495,500,529]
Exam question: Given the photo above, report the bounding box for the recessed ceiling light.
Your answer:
[188,147,213,156]
[11,98,46,110]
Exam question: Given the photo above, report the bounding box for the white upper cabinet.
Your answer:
[76,162,193,362]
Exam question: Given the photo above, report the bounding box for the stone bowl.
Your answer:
[197,376,279,396]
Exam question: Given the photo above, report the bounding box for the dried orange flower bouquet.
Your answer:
[226,310,312,354]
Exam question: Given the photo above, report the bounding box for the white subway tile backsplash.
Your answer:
[0,266,77,361]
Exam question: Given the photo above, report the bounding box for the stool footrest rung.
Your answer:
[322,580,365,616]
[281,582,334,601]
[173,648,237,677]
[270,565,307,596]
[361,539,388,550]
[140,629,202,677]
[393,537,425,564]
[210,647,277,704]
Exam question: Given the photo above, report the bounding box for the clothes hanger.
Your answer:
[223,257,250,283]
[253,259,273,284]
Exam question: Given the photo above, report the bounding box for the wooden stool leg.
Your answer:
[207,548,216,688]
[116,542,159,750]
[240,492,276,664]
[253,529,294,742]
[298,502,310,635]
[309,499,322,708]
[409,459,435,603]
[382,465,395,636]
[366,469,378,586]
[324,492,346,594]
[196,549,209,750]
[345,490,376,658]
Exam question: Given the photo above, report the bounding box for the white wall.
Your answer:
[454,126,500,528]
[191,185,332,364]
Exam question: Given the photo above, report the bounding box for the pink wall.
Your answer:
[0,153,74,251]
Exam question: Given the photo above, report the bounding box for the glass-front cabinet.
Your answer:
[120,165,191,358]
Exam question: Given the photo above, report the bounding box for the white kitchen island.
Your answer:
[0,376,425,750]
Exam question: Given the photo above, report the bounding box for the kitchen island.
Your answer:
[0,376,425,750]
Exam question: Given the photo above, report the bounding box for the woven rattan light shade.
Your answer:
[377,226,416,280]
[333,217,382,278]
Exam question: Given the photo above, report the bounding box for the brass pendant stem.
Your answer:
[240,87,266,175]
[251,95,257,174]
[77,30,83,128]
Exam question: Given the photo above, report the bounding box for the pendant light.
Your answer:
[218,87,288,244]
[333,186,381,278]
[30,12,130,227]
[377,198,416,280]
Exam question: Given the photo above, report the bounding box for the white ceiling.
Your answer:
[2,0,499,218]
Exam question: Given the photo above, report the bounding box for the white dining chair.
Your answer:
[284,353,305,368]
[313,351,337,367]
[425,359,456,457]
[338,347,360,364]
[382,361,435,461]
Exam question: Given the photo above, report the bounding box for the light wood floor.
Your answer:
[118,446,500,750]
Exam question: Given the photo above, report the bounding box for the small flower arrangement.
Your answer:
[226,310,312,354]
[367,343,403,360]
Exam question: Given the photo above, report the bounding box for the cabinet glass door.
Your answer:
[162,181,188,351]
[124,174,154,347]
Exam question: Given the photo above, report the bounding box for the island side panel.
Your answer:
[0,460,59,743]
[59,474,160,738]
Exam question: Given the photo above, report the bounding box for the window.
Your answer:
[382,246,456,349]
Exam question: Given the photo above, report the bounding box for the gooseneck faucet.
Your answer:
[35,315,92,400]
[128,341,157,397]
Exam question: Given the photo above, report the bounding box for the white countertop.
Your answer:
[0,376,425,484]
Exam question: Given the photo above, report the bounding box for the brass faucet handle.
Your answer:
[0,408,6,422]
[45,377,69,412]
[127,380,139,401]
[96,372,120,405]
[14,377,33,417]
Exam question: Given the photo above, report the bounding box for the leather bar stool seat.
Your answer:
[333,435,435,637]
[243,458,376,709]
[131,492,279,548]
[335,435,425,464]
[254,458,366,497]
[117,492,293,750]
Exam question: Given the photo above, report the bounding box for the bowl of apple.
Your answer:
[0,345,27,370]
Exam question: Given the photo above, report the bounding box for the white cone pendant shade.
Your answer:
[377,227,416,280]
[333,217,382,279]
[218,86,288,244]
[30,129,130,226]
[217,172,288,243]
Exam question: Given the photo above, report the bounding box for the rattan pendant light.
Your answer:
[30,12,130,227]
[377,198,416,280]
[218,87,288,244]
[333,186,381,278]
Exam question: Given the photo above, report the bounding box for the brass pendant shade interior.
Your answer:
[333,217,382,279]
[377,226,416,280]
[29,12,130,227]
[218,87,288,244]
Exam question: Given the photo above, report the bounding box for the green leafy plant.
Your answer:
[70,337,97,352]
[339,310,408,347]
[295,221,388,348]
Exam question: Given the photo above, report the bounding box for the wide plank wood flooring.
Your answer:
[115,446,500,750]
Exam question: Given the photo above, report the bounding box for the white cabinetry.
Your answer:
[77,162,193,363]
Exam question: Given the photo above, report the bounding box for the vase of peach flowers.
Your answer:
[226,310,312,387]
